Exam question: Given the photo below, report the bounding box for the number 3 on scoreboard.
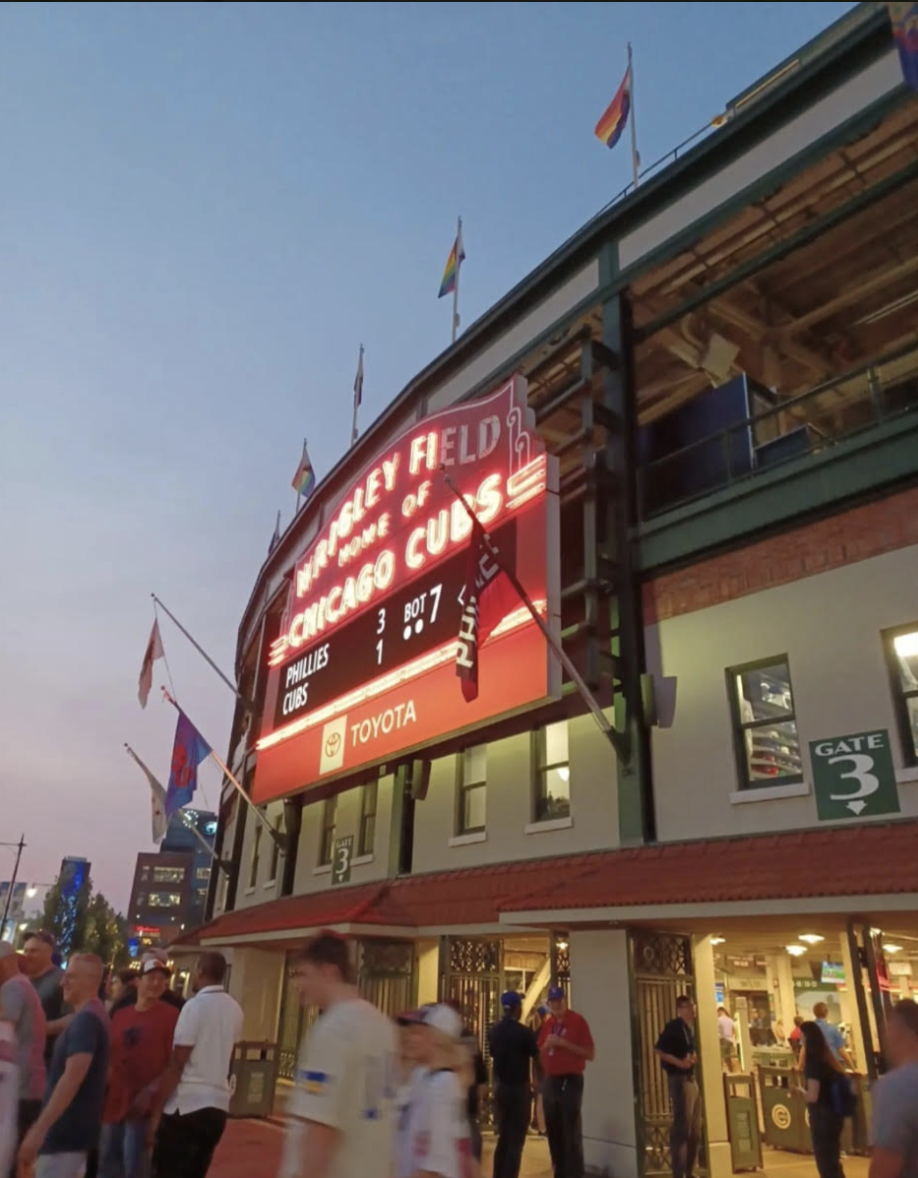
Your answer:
[376,608,386,665]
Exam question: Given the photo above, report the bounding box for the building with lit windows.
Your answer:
[127,810,216,947]
[174,7,918,1175]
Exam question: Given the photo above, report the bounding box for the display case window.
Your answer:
[533,722,571,821]
[883,623,918,766]
[456,745,487,835]
[318,797,337,866]
[727,656,803,789]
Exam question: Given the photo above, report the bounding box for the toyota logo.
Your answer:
[325,732,342,758]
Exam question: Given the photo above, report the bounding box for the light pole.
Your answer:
[1,835,26,939]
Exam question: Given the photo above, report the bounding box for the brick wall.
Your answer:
[642,485,918,623]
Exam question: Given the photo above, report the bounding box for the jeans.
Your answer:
[543,1075,584,1178]
[493,1082,531,1178]
[99,1121,149,1178]
[36,1156,88,1178]
[809,1103,846,1178]
[151,1108,227,1178]
[668,1074,701,1178]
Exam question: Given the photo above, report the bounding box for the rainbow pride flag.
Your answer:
[594,67,631,149]
[438,228,466,299]
[291,441,316,500]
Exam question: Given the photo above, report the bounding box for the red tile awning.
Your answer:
[174,820,918,947]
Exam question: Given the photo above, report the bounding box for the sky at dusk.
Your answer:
[0,1,856,911]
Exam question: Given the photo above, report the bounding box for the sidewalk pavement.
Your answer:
[210,1118,554,1177]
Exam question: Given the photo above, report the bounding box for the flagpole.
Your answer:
[440,470,630,763]
[351,344,363,447]
[628,42,640,189]
[151,594,254,713]
[161,689,283,849]
[451,216,462,344]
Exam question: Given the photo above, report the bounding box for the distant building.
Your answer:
[127,810,216,948]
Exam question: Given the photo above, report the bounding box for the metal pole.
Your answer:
[451,217,462,344]
[441,471,629,763]
[351,346,363,447]
[628,43,639,190]
[151,594,253,711]
[1,836,25,936]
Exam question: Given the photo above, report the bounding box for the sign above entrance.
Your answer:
[809,729,900,821]
[252,375,560,804]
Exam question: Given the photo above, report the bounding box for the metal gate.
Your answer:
[357,938,416,1018]
[276,953,320,1082]
[630,931,695,1176]
[441,937,502,1125]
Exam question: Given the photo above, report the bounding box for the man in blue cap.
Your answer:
[488,991,538,1178]
[537,985,594,1178]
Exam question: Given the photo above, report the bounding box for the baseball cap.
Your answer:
[141,958,171,977]
[421,1003,463,1040]
[547,985,565,1001]
[501,990,522,1009]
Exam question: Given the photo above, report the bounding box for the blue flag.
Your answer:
[165,709,211,818]
[890,3,918,91]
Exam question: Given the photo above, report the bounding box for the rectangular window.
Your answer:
[457,745,487,834]
[883,623,918,765]
[195,867,211,881]
[359,781,378,857]
[268,812,285,883]
[533,722,571,821]
[319,797,337,866]
[148,892,181,908]
[152,866,185,883]
[248,823,263,889]
[727,656,803,789]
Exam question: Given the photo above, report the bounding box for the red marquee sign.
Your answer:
[252,375,560,803]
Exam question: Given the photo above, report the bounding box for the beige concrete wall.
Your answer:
[569,929,639,1178]
[651,545,918,843]
[416,938,440,1005]
[229,946,285,1041]
[619,50,901,270]
[410,712,620,874]
[290,775,396,896]
[694,936,731,1178]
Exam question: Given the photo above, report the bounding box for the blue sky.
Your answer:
[0,1,855,909]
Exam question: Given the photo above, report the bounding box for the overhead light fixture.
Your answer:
[893,632,918,660]
[786,944,807,957]
[26,886,37,898]
[555,939,569,951]
[711,936,726,945]
[883,943,904,954]
[799,934,824,945]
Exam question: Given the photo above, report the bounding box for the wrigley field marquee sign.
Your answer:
[252,375,560,803]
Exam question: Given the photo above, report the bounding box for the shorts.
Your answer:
[720,1039,736,1060]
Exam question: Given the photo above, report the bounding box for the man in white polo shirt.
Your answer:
[149,951,243,1178]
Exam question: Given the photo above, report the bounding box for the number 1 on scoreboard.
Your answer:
[376,607,386,665]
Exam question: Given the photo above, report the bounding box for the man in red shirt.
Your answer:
[537,986,594,1178]
[99,958,179,1178]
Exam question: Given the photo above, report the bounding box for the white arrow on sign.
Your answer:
[827,753,879,815]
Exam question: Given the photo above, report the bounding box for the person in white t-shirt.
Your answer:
[400,1004,478,1178]
[278,930,398,1178]
[149,951,243,1178]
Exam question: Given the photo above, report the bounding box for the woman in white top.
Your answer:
[399,1005,479,1178]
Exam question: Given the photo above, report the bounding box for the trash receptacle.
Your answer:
[758,1066,811,1153]
[724,1073,762,1171]
[229,1041,279,1118]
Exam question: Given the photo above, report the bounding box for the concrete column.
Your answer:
[231,947,286,1040]
[569,929,638,1178]
[839,932,870,1070]
[416,938,439,1006]
[773,952,797,1032]
[693,935,731,1178]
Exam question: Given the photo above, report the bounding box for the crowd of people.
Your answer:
[3,926,917,1178]
[0,932,242,1178]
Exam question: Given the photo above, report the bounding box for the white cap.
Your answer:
[421,1004,463,1040]
[141,957,171,976]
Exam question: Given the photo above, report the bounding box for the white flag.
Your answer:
[138,619,164,708]
[127,746,169,843]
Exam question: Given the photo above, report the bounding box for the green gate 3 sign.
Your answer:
[809,730,900,821]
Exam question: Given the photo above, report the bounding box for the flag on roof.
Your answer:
[438,226,466,299]
[594,65,632,149]
[291,440,316,501]
[889,3,918,90]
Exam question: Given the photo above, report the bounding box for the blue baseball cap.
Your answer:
[501,990,522,1009]
[547,985,565,1001]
